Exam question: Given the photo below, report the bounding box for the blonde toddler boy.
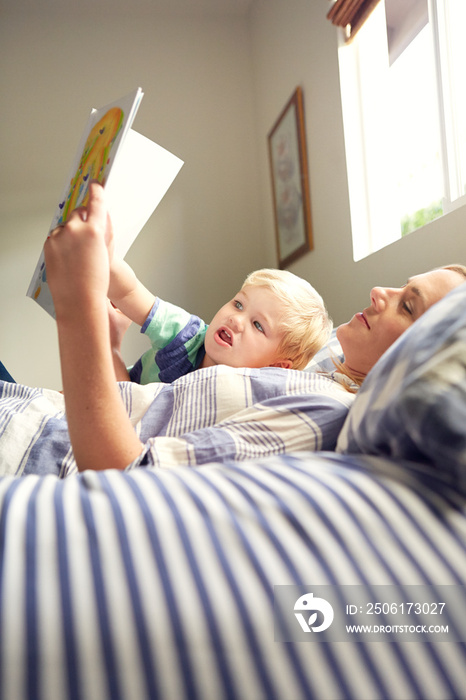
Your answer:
[108,258,332,384]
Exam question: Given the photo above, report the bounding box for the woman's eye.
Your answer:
[254,321,264,332]
[402,301,413,315]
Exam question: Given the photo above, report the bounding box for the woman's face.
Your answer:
[337,268,465,378]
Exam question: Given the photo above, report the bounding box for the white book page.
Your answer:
[106,129,183,258]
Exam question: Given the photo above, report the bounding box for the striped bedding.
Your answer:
[1,284,466,699]
[0,451,465,700]
[0,365,354,477]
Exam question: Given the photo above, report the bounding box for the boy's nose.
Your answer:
[228,312,243,331]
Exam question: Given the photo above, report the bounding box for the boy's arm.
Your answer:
[108,257,155,327]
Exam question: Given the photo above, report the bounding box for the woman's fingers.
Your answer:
[48,183,109,243]
[86,181,107,231]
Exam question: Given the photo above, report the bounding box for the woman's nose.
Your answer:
[370,286,393,311]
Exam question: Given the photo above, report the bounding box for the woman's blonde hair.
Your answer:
[441,263,466,279]
[241,268,332,370]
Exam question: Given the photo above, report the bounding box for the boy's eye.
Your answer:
[254,321,264,332]
[234,300,243,310]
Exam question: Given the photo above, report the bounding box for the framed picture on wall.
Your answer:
[268,86,313,269]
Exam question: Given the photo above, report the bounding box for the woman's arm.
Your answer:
[44,182,144,471]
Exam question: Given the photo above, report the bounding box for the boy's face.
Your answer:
[202,286,292,370]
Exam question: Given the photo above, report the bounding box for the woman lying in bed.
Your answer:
[0,183,465,476]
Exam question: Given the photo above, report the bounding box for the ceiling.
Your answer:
[0,0,255,17]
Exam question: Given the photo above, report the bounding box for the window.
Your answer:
[336,0,466,261]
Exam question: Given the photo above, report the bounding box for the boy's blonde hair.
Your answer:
[241,268,332,370]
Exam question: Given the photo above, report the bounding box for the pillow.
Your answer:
[305,329,343,373]
[336,282,466,491]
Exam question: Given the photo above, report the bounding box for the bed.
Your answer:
[0,283,465,699]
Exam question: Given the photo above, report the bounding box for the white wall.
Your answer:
[250,0,466,326]
[0,4,263,388]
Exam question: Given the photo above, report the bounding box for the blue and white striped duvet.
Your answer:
[0,451,465,699]
[1,283,466,699]
[0,365,354,477]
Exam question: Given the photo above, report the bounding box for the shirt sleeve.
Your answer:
[131,298,208,384]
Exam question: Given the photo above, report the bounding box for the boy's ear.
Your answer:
[270,359,293,370]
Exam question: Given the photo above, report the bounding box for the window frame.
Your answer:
[334,0,465,261]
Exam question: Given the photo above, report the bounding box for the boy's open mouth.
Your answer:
[217,329,233,346]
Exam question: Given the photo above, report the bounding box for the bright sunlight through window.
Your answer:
[337,0,466,261]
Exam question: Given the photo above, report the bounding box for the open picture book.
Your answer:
[27,87,184,317]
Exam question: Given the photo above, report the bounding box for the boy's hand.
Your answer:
[108,301,132,381]
[108,301,132,351]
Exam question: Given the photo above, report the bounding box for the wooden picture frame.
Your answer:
[268,87,313,269]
